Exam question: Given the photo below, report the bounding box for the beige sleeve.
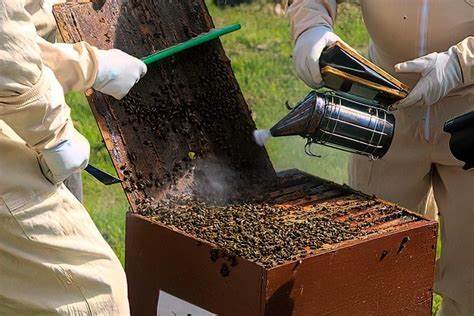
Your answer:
[454,36,474,87]
[24,0,98,93]
[25,0,62,42]
[37,38,99,93]
[0,0,75,151]
[287,0,338,42]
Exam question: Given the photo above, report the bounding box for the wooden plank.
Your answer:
[53,0,275,209]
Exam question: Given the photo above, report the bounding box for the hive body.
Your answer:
[127,170,437,316]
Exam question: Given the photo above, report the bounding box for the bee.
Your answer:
[220,263,230,277]
[397,236,411,254]
[379,250,389,261]
[210,249,220,262]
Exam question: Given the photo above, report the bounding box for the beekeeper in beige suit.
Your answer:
[288,1,473,315]
[0,0,146,314]
[27,0,85,201]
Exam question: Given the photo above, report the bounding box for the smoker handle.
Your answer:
[444,111,474,170]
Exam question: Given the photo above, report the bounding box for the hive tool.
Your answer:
[85,164,121,185]
[141,24,241,65]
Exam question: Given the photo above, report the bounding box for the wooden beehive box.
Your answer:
[54,1,437,315]
[126,169,437,316]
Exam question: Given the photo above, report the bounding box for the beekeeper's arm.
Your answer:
[37,37,147,100]
[394,37,474,109]
[287,0,343,88]
[0,0,88,184]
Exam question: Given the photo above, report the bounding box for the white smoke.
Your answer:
[253,129,272,147]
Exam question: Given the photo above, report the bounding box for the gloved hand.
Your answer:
[39,129,90,185]
[393,47,463,110]
[93,49,147,100]
[293,25,341,89]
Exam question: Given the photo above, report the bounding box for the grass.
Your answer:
[67,1,440,313]
[208,1,369,184]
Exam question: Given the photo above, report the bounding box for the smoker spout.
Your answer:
[270,92,323,138]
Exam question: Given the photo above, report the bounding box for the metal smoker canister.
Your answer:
[270,91,395,159]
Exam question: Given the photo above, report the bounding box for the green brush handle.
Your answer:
[142,24,241,65]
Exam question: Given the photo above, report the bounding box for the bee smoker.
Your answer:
[254,41,409,160]
[265,91,395,159]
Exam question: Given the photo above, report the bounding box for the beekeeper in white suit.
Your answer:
[27,0,85,201]
[288,1,473,315]
[0,0,146,314]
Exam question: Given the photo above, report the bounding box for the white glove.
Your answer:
[39,129,90,184]
[93,49,147,100]
[293,26,341,89]
[393,47,463,110]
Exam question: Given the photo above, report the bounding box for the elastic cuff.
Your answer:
[39,127,90,184]
[295,24,333,44]
[87,45,101,89]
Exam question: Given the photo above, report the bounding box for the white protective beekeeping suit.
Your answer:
[26,0,64,42]
[288,1,474,315]
[26,0,85,202]
[0,0,132,314]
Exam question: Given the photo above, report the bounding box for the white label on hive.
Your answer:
[157,290,216,316]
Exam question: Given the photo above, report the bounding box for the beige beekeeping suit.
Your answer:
[288,1,474,315]
[26,0,86,202]
[0,0,129,314]
[26,0,64,42]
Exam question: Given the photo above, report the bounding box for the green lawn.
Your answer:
[67,1,440,313]
[209,1,369,184]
